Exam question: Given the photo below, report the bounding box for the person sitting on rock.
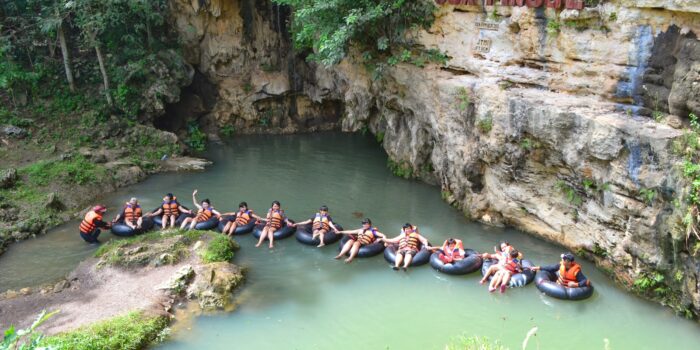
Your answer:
[532,252,591,288]
[79,205,112,243]
[219,201,263,237]
[381,223,432,270]
[147,193,191,229]
[293,205,340,247]
[488,249,522,293]
[438,238,465,264]
[335,218,387,264]
[180,189,222,230]
[114,197,143,230]
[255,200,294,249]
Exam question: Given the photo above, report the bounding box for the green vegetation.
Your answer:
[375,131,385,144]
[445,335,507,350]
[546,20,561,35]
[273,0,436,66]
[555,180,583,207]
[220,124,235,137]
[673,112,700,250]
[201,234,238,263]
[633,271,670,297]
[39,311,168,350]
[582,178,610,196]
[186,122,207,152]
[387,159,414,179]
[1,309,58,350]
[456,87,471,111]
[638,187,657,206]
[22,155,106,186]
[609,12,618,22]
[477,115,493,134]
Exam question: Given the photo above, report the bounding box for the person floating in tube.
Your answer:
[479,241,522,284]
[219,201,263,237]
[180,189,222,230]
[334,218,387,264]
[487,249,523,293]
[381,223,434,271]
[294,205,340,247]
[79,205,112,243]
[531,253,591,288]
[113,197,143,230]
[146,193,192,229]
[256,200,294,249]
[437,238,465,264]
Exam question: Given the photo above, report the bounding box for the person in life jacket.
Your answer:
[334,218,387,264]
[381,223,433,270]
[255,200,294,249]
[293,205,340,247]
[479,241,524,284]
[146,193,192,229]
[438,238,465,264]
[114,197,143,229]
[532,252,591,288]
[180,189,222,230]
[488,249,523,293]
[79,205,112,243]
[219,201,263,237]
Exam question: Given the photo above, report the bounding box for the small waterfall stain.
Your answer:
[615,25,654,115]
[626,140,642,185]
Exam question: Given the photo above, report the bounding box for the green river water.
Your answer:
[1,133,699,349]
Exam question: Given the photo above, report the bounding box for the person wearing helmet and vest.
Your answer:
[114,197,143,229]
[255,200,294,249]
[381,223,432,270]
[147,193,192,229]
[180,189,222,230]
[79,205,112,243]
[334,218,388,264]
[293,205,340,247]
[219,201,264,237]
[532,253,591,288]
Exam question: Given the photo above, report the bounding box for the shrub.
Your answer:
[201,234,237,263]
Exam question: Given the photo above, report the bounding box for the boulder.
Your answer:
[187,262,244,310]
[53,280,70,293]
[1,125,27,138]
[157,265,194,294]
[44,192,65,211]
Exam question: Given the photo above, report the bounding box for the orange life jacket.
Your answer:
[124,203,142,222]
[312,213,331,231]
[358,227,378,245]
[235,210,253,225]
[558,262,582,285]
[503,258,520,273]
[195,207,214,222]
[399,229,421,251]
[441,239,465,258]
[80,210,102,234]
[162,197,180,216]
[267,209,284,229]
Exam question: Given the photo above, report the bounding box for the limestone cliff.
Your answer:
[167,0,700,317]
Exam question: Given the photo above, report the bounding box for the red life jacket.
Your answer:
[559,262,582,285]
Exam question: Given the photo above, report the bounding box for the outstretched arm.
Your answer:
[381,233,402,244]
[336,228,362,235]
[192,190,202,210]
[212,209,222,217]
[295,219,312,226]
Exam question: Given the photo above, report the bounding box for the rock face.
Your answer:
[168,0,700,316]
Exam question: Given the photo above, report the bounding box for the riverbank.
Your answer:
[0,229,244,348]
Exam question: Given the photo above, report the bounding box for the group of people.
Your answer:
[79,191,591,292]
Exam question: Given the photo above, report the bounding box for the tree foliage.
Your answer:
[273,0,436,66]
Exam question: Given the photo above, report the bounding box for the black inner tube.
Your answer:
[429,248,482,275]
[535,270,594,300]
[295,224,342,245]
[337,235,384,258]
[383,243,431,267]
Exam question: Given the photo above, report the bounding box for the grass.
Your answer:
[387,159,414,179]
[477,116,493,134]
[200,234,238,263]
[21,155,106,186]
[456,87,471,111]
[555,180,583,207]
[39,311,169,350]
[546,20,561,35]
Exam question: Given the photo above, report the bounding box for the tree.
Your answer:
[39,2,76,92]
[70,0,113,105]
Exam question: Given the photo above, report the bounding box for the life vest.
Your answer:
[503,258,520,273]
[312,213,331,231]
[124,203,142,222]
[162,197,180,216]
[500,245,523,260]
[399,231,421,251]
[267,209,284,229]
[358,227,378,245]
[558,262,582,285]
[80,210,102,234]
[195,207,214,222]
[235,210,252,225]
[441,239,465,259]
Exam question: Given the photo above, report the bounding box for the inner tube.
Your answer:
[110,217,155,237]
[535,270,594,300]
[337,235,385,258]
[216,216,256,235]
[153,213,189,228]
[481,259,536,288]
[429,249,482,275]
[252,223,296,240]
[295,224,343,245]
[384,244,431,267]
[192,216,219,231]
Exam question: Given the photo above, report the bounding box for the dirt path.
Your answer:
[0,256,192,334]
